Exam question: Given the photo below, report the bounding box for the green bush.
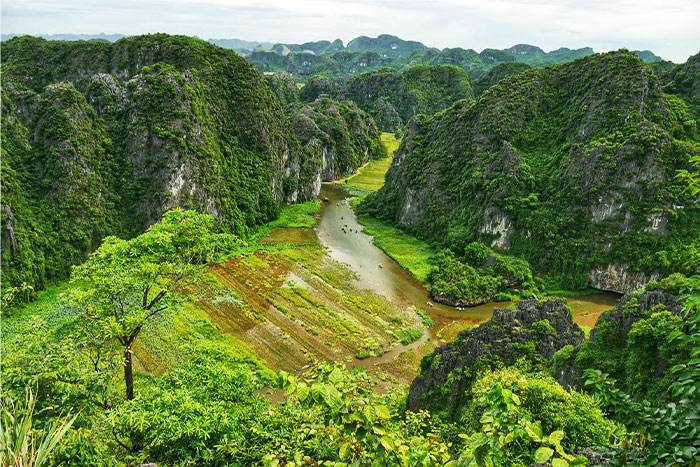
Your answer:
[465,368,616,450]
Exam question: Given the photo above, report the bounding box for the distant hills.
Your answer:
[0,33,668,84]
[234,35,668,82]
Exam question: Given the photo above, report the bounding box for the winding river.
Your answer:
[316,183,620,342]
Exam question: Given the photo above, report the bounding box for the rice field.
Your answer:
[346,133,400,191]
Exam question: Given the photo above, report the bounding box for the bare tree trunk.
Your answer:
[124,346,134,400]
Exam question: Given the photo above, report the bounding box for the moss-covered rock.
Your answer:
[0,34,318,291]
[363,51,700,291]
[341,65,474,131]
[408,299,584,412]
[293,97,385,182]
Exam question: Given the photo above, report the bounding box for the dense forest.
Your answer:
[1,32,699,467]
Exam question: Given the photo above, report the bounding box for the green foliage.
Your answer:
[583,275,700,465]
[294,97,385,181]
[427,248,536,306]
[342,65,474,131]
[1,34,309,294]
[472,62,532,96]
[463,242,491,266]
[110,351,277,465]
[1,390,77,467]
[399,328,424,345]
[458,381,589,467]
[276,364,454,466]
[364,51,700,288]
[69,209,240,399]
[465,369,615,453]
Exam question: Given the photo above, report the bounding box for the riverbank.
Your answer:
[345,132,399,191]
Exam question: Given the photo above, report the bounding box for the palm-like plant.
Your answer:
[0,390,77,467]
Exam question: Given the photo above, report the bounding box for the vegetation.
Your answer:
[243,35,665,83]
[357,215,436,282]
[1,33,698,467]
[69,209,239,399]
[342,65,474,131]
[1,34,317,294]
[428,246,539,306]
[363,50,700,290]
[1,391,77,467]
[346,133,400,191]
[293,97,386,181]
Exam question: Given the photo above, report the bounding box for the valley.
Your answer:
[1,29,698,467]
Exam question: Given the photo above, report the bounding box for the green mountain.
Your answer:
[243,35,666,83]
[661,51,700,111]
[263,72,385,181]
[473,62,532,96]
[0,34,321,291]
[362,51,700,293]
[346,34,433,58]
[293,97,385,181]
[341,65,474,131]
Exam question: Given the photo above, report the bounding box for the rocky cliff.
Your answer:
[408,299,585,411]
[363,51,700,292]
[564,278,686,401]
[292,97,385,182]
[0,34,318,290]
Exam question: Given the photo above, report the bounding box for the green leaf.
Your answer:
[548,430,565,444]
[339,442,350,460]
[379,436,394,451]
[526,423,543,441]
[374,404,391,420]
[534,447,554,463]
[552,458,569,467]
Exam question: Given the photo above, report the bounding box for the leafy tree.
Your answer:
[70,209,239,400]
[0,282,33,313]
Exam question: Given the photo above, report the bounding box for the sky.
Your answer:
[2,0,699,63]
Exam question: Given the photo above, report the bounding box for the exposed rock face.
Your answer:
[479,207,514,249]
[408,299,585,410]
[587,263,660,295]
[364,51,699,290]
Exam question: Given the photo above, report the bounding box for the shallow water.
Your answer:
[316,183,620,339]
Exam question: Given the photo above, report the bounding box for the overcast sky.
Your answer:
[2,0,699,63]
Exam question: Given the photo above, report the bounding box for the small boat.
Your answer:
[427,301,434,307]
[378,264,383,268]
[322,197,330,202]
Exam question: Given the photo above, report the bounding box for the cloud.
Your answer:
[2,0,698,62]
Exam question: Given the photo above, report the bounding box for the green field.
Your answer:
[347,133,399,191]
[357,215,436,282]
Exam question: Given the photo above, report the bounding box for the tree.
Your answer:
[70,209,239,400]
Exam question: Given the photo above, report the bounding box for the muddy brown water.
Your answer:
[316,183,620,348]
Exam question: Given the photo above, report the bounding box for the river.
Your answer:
[316,183,620,343]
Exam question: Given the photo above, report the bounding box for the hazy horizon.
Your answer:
[2,0,699,63]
